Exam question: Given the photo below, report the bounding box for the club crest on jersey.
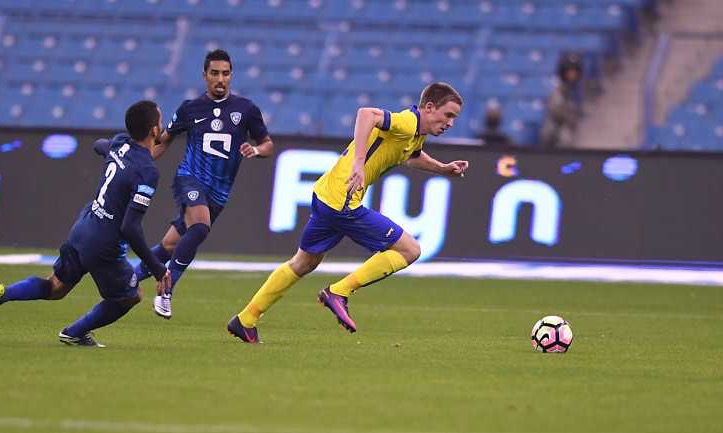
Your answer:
[211,119,224,131]
[230,112,242,125]
[213,108,221,117]
[188,190,199,201]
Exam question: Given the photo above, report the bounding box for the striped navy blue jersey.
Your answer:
[68,133,159,261]
[167,93,269,206]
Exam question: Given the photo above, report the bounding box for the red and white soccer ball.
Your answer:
[531,315,573,353]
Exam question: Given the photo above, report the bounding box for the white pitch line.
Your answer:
[1,254,723,286]
[0,417,489,433]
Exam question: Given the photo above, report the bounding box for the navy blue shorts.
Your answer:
[171,175,224,235]
[300,194,404,254]
[53,243,139,300]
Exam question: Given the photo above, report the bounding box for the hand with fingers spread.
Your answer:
[240,142,260,159]
[346,161,365,193]
[443,160,469,177]
[156,270,172,296]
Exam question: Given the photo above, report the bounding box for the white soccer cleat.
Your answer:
[58,330,106,348]
[153,293,172,320]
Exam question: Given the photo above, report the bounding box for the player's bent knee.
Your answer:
[400,240,421,265]
[290,260,318,276]
[114,294,142,307]
[289,250,323,276]
[47,276,73,300]
[160,238,177,253]
[161,230,180,252]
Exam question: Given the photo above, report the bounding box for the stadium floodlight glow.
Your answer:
[42,134,78,159]
[603,155,638,182]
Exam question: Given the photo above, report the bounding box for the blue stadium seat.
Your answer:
[0,0,654,145]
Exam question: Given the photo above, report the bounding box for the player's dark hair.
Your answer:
[125,100,160,141]
[419,82,463,108]
[204,49,232,72]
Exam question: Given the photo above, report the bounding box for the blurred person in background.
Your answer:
[477,104,515,149]
[540,53,583,149]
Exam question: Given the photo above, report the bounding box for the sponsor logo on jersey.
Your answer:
[213,108,221,117]
[132,193,151,207]
[91,200,115,220]
[188,190,199,201]
[211,119,224,131]
[230,112,242,125]
[194,117,207,124]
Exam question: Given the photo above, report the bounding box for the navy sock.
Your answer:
[134,244,172,282]
[167,223,210,294]
[1,277,52,303]
[64,299,134,337]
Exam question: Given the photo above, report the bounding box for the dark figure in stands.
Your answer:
[540,53,583,149]
[477,105,514,149]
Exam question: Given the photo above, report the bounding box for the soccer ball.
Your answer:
[531,315,573,353]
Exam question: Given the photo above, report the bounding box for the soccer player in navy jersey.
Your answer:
[133,49,274,319]
[0,101,171,347]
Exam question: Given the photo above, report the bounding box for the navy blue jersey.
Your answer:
[68,133,159,262]
[167,93,269,205]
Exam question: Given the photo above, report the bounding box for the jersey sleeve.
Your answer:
[128,167,159,213]
[93,138,111,157]
[247,104,269,142]
[166,100,190,135]
[382,110,419,138]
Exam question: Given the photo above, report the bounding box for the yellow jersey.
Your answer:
[314,106,425,211]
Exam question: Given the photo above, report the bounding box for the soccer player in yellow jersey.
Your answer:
[227,82,469,343]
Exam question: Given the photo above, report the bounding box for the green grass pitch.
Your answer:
[1,264,722,433]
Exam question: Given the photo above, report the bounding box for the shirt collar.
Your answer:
[410,105,421,137]
[204,93,229,103]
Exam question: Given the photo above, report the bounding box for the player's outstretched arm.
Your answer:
[404,151,469,177]
[240,135,274,159]
[151,130,176,160]
[120,206,167,282]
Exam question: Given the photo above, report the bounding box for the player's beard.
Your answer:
[213,85,227,98]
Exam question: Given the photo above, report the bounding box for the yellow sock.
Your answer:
[238,262,300,327]
[330,250,408,297]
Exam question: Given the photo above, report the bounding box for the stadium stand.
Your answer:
[647,56,723,151]
[0,0,656,145]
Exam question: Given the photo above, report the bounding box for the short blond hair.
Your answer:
[419,82,463,108]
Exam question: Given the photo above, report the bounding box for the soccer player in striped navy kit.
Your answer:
[133,49,273,319]
[228,82,469,343]
[0,101,171,347]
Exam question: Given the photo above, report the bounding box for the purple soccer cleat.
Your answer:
[318,287,357,333]
[227,316,260,344]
